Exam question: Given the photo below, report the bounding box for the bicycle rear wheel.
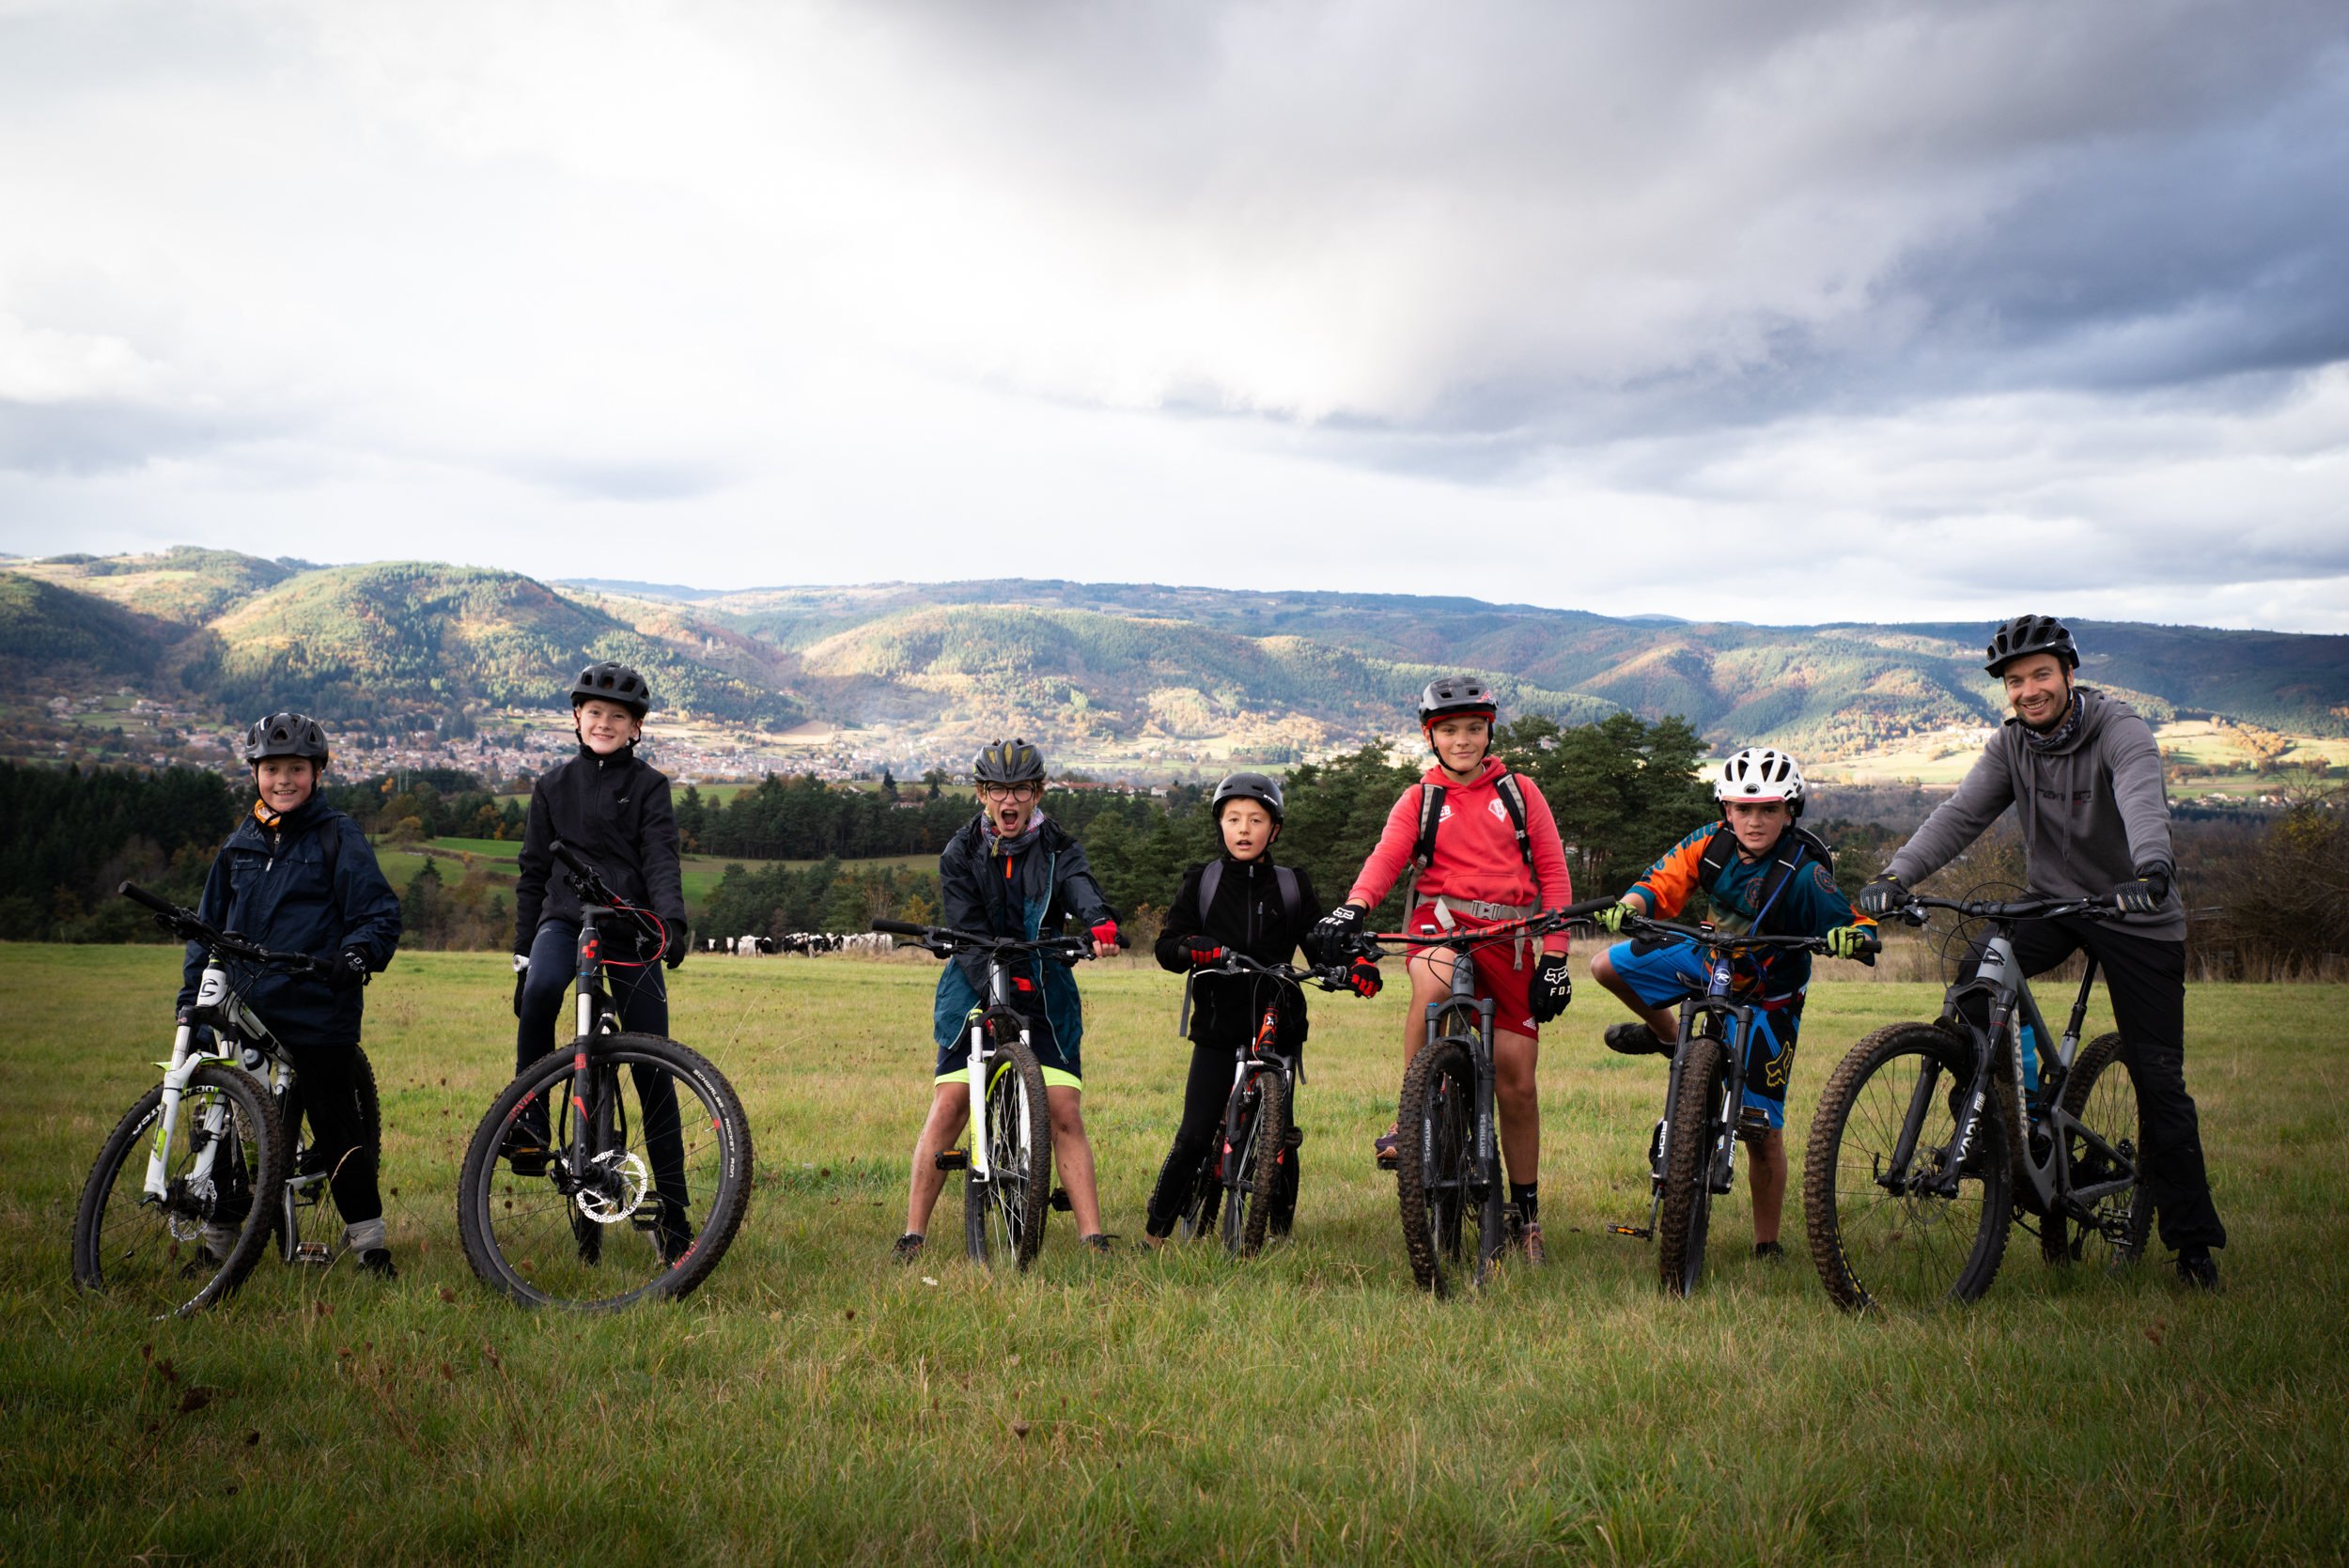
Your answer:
[2042,1032,2152,1268]
[1175,1151,1221,1240]
[458,1033,753,1311]
[276,1046,380,1265]
[1397,1033,1477,1296]
[1804,1022,2011,1312]
[1657,1034,1727,1297]
[965,1030,1052,1269]
[73,1066,287,1318]
[1224,1072,1290,1260]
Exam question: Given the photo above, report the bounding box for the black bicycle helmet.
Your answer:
[1210,770,1284,825]
[242,710,330,766]
[1983,614,2080,675]
[569,660,653,717]
[972,737,1047,785]
[1418,675,1499,727]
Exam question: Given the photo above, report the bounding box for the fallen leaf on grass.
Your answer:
[439,1286,457,1303]
[243,1431,260,1446]
[2145,1317,2169,1345]
[844,1309,857,1320]
[1012,1421,1031,1439]
[155,1358,177,1384]
[177,1388,212,1415]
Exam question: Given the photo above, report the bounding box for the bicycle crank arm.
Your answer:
[1608,1224,1655,1240]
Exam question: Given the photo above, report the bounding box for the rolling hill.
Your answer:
[7,552,2344,768]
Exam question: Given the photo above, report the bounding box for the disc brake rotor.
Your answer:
[573,1149,653,1225]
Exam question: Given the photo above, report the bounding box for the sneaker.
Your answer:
[2176,1250,2220,1292]
[1604,1023,1673,1058]
[503,1117,553,1178]
[1753,1240,1785,1262]
[1080,1233,1120,1254]
[1373,1122,1401,1169]
[892,1232,925,1265]
[655,1204,695,1266]
[358,1249,398,1281]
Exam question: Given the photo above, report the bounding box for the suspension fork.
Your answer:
[568,910,612,1177]
[147,962,236,1203]
[1707,1003,1755,1195]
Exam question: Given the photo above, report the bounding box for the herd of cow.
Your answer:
[703,931,899,956]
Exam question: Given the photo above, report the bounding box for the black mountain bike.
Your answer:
[74,883,381,1317]
[458,842,753,1311]
[874,918,1104,1270]
[1367,897,1614,1296]
[1163,951,1353,1258]
[1803,891,2148,1312]
[1598,912,1870,1297]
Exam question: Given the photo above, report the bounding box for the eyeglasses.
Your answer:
[978,783,1041,802]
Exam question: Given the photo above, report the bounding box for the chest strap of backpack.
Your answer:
[1180,861,1303,1037]
[1696,823,1831,939]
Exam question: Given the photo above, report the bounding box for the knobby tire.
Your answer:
[1396,1029,1477,1297]
[2041,1032,2152,1268]
[1803,1021,2012,1313]
[1657,1035,1726,1297]
[458,1032,753,1312]
[966,1030,1052,1270]
[73,1065,288,1319]
[1225,1071,1290,1260]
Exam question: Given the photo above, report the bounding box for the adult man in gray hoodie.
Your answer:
[1859,614,2225,1289]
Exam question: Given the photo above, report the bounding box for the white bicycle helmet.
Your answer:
[1715,747,1805,815]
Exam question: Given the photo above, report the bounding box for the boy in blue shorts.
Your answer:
[896,739,1122,1261]
[1589,748,1874,1258]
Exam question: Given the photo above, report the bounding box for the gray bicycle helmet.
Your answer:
[1983,615,2080,675]
[569,660,653,717]
[1210,770,1284,825]
[1417,675,1499,726]
[972,737,1047,785]
[242,710,330,766]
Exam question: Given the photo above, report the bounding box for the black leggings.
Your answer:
[1144,1040,1301,1237]
[516,921,687,1211]
[1964,917,2225,1252]
[284,1039,381,1225]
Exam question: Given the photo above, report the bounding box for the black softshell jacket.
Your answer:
[937,813,1115,998]
[177,797,402,1046]
[514,745,687,950]
[1153,857,1328,1049]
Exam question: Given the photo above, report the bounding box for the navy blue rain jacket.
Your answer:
[177,796,403,1046]
[929,813,1114,1053]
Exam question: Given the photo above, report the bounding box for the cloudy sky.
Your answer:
[3,0,2345,629]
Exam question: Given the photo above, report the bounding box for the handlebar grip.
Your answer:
[871,919,931,937]
[548,839,588,877]
[119,882,179,916]
[1558,895,1625,918]
[1116,931,1131,950]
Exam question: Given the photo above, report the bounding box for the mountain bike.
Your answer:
[457,841,753,1311]
[1595,912,1871,1296]
[873,918,1104,1270]
[72,882,381,1317]
[1361,896,1615,1296]
[1803,891,2148,1312]
[1162,951,1354,1258]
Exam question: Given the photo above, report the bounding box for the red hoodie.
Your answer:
[1347,756,1574,955]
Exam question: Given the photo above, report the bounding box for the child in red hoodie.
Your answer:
[1313,676,1575,1260]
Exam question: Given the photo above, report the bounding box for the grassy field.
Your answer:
[2,944,2341,1565]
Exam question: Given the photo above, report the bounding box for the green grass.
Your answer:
[3,945,2342,1564]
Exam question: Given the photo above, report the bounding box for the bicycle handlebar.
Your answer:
[1364,893,1624,955]
[548,838,616,902]
[1890,892,2116,924]
[1621,911,1880,956]
[1195,948,1354,992]
[869,920,1097,960]
[118,882,329,977]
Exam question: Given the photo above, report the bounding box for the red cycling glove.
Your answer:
[1346,956,1383,998]
[1091,921,1120,950]
[1188,942,1229,969]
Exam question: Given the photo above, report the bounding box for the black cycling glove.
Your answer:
[1312,904,1365,960]
[1856,873,1908,917]
[1530,954,1574,1023]
[2113,864,2171,915]
[327,947,371,993]
[662,917,689,970]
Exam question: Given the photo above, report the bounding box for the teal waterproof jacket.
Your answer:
[930,813,1114,1054]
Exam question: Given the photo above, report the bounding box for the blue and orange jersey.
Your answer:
[1627,824,1875,994]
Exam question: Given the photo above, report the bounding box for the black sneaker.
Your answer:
[1604,1023,1673,1058]
[891,1232,925,1264]
[503,1116,553,1178]
[359,1249,398,1281]
[1753,1240,1785,1262]
[2176,1250,2220,1292]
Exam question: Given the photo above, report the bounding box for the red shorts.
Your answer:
[1406,916,1540,1040]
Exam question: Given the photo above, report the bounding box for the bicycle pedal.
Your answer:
[1283,1126,1304,1149]
[1049,1188,1073,1213]
[934,1149,971,1172]
[1608,1225,1653,1240]
[292,1242,334,1265]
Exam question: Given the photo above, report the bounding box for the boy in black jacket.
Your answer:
[179,711,402,1275]
[1142,772,1378,1242]
[508,663,690,1248]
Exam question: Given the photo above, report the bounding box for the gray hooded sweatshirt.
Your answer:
[1888,687,2183,941]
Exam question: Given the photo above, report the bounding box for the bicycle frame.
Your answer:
[961,950,1042,1188]
[1613,945,1760,1239]
[1415,940,1503,1216]
[1887,902,2136,1222]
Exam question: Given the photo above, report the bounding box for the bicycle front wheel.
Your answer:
[1657,1035,1727,1298]
[1804,1022,2011,1312]
[458,1033,753,1311]
[1224,1072,1290,1260]
[965,1032,1052,1269]
[1397,1034,1476,1297]
[2042,1032,2152,1268]
[73,1066,288,1319]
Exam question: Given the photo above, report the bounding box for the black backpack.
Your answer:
[1194,858,1303,933]
[1402,774,1538,910]
[1693,822,1833,935]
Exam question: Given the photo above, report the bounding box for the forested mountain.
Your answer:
[8,551,2345,759]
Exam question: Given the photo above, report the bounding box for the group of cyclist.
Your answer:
[161,610,2224,1295]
